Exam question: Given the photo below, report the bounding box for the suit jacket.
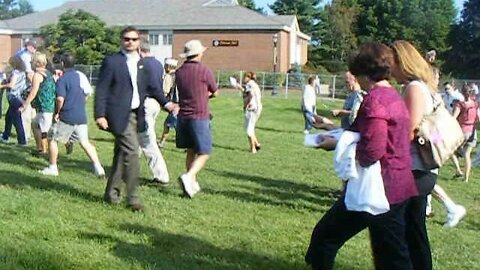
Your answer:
[94,52,169,135]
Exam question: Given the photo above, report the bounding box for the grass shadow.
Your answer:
[212,143,248,152]
[80,223,305,270]
[256,126,301,134]
[206,169,339,211]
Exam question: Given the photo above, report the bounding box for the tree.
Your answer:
[354,0,455,55]
[238,0,264,13]
[40,10,121,65]
[269,0,322,36]
[0,0,33,19]
[315,0,359,72]
[444,0,480,77]
[269,0,323,69]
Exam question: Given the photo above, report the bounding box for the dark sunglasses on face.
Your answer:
[123,37,139,42]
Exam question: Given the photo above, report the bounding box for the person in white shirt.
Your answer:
[238,71,262,153]
[17,39,37,143]
[302,76,317,134]
[313,75,321,95]
[442,82,464,114]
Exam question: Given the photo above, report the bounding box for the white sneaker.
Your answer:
[0,135,9,144]
[444,205,466,228]
[179,174,195,198]
[94,165,106,178]
[39,166,59,176]
[303,129,310,134]
[425,205,433,217]
[192,181,201,195]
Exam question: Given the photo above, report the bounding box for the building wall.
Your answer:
[11,35,22,54]
[1,30,307,73]
[0,35,12,69]
[300,38,308,65]
[279,31,290,71]
[173,30,290,72]
[0,35,29,69]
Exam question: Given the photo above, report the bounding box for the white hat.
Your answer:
[165,58,178,66]
[179,39,207,58]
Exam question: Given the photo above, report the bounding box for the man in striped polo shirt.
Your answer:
[175,40,218,198]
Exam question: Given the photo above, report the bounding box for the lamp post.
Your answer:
[272,33,278,96]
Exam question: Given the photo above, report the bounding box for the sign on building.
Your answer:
[212,40,239,47]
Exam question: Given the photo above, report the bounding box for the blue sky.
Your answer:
[30,0,466,13]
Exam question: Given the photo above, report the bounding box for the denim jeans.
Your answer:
[303,110,315,130]
[2,96,26,144]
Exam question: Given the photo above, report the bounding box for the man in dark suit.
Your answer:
[95,26,176,211]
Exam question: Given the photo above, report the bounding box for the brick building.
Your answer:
[0,0,310,72]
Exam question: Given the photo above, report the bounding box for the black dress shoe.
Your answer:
[127,203,144,212]
[255,144,261,151]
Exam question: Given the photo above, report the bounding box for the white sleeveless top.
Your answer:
[407,80,438,173]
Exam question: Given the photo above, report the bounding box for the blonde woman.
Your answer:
[21,52,56,155]
[158,58,179,148]
[242,72,262,153]
[392,40,466,270]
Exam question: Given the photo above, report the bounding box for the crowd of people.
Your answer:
[303,41,476,270]
[0,26,476,270]
[0,26,221,210]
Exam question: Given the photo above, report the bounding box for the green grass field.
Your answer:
[0,92,478,269]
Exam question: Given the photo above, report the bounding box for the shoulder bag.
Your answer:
[416,94,464,169]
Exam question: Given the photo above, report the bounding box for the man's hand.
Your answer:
[165,103,179,115]
[96,117,109,130]
[53,113,60,123]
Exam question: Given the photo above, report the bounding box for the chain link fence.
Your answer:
[214,70,349,99]
[76,65,479,100]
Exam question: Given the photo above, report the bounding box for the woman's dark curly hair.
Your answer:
[348,42,394,82]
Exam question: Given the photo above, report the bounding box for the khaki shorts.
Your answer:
[33,112,53,133]
[48,121,89,144]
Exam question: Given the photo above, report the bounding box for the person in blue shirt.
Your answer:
[39,53,105,178]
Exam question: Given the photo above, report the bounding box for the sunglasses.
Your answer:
[123,37,139,42]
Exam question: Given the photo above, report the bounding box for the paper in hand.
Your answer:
[229,77,238,88]
[304,129,344,148]
[304,133,323,148]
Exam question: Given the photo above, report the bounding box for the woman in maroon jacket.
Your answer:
[305,42,418,270]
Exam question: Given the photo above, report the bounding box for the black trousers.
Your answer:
[405,170,436,270]
[305,198,413,270]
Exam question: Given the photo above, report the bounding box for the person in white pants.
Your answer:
[138,40,170,185]
[139,97,170,184]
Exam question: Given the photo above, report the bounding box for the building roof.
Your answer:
[0,0,308,38]
[271,15,296,27]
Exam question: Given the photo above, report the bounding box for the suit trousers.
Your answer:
[104,112,141,205]
[305,198,413,270]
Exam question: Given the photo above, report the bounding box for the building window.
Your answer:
[163,34,172,45]
[149,34,159,45]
